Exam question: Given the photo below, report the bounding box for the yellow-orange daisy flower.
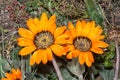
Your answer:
[66,20,108,67]
[17,13,68,66]
[1,68,22,80]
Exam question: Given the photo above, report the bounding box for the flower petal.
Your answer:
[79,52,85,65]
[49,23,56,34]
[46,48,53,61]
[89,26,102,39]
[30,52,36,66]
[35,50,42,64]
[19,45,36,56]
[90,47,103,54]
[85,52,92,67]
[54,26,66,38]
[68,22,77,38]
[87,51,94,63]
[27,18,38,34]
[66,45,75,52]
[48,14,56,33]
[56,34,69,39]
[72,49,80,58]
[1,78,8,80]
[41,50,48,64]
[92,40,108,48]
[17,37,34,46]
[34,18,42,32]
[92,35,105,40]
[50,44,66,57]
[40,13,48,31]
[82,21,91,36]
[66,51,73,59]
[18,28,34,40]
[76,21,82,36]
[54,39,68,44]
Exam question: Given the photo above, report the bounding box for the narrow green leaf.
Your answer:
[100,68,114,80]
[84,0,104,26]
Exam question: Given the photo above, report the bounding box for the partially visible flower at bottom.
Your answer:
[65,20,108,67]
[1,68,22,80]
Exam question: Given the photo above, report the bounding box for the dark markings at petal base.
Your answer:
[73,36,92,52]
[34,31,54,49]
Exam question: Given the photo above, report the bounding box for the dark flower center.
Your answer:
[34,31,54,49]
[73,36,92,52]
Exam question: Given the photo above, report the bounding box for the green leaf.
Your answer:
[67,59,85,80]
[84,0,104,26]
[99,68,114,80]
[61,68,77,80]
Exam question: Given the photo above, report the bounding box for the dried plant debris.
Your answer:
[108,27,120,44]
[54,0,86,19]
[0,0,28,29]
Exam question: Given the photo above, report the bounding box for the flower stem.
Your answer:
[113,40,119,80]
[52,56,64,80]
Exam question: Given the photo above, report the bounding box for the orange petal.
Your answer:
[17,37,34,46]
[41,50,48,64]
[76,21,82,36]
[50,44,66,57]
[35,50,42,64]
[79,52,85,65]
[79,20,86,36]
[89,26,102,39]
[11,68,16,74]
[66,52,73,59]
[92,35,105,40]
[49,23,56,34]
[54,26,66,38]
[19,45,36,56]
[6,73,13,79]
[87,51,94,63]
[1,78,8,80]
[18,28,34,40]
[54,39,68,44]
[34,18,42,32]
[48,14,56,34]
[72,49,80,58]
[85,52,92,67]
[40,13,48,31]
[56,34,69,39]
[92,40,108,48]
[46,48,53,61]
[30,53,36,66]
[66,45,75,52]
[27,18,38,34]
[90,47,103,54]
[82,21,91,36]
[68,22,77,38]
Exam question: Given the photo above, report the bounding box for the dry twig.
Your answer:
[52,56,64,80]
[113,40,119,80]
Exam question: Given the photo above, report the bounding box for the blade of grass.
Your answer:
[84,0,104,26]
[0,26,4,78]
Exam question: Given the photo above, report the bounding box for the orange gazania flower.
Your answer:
[17,13,68,65]
[66,20,108,67]
[1,68,22,80]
